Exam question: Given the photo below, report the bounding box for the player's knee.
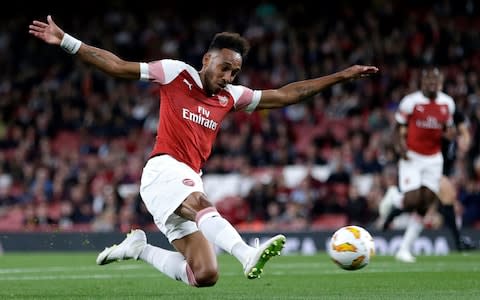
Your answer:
[439,178,456,205]
[417,205,428,216]
[403,190,421,211]
[194,266,219,287]
[421,187,437,203]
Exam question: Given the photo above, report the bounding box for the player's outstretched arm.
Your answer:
[29,15,140,80]
[256,65,378,110]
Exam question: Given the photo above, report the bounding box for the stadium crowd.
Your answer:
[0,0,479,232]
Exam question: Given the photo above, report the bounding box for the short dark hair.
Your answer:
[422,66,441,76]
[208,32,250,59]
[421,66,444,81]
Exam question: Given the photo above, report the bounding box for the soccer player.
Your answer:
[438,110,476,251]
[380,109,476,259]
[29,16,378,287]
[379,67,458,263]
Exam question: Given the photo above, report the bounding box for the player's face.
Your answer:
[202,49,242,95]
[421,69,443,99]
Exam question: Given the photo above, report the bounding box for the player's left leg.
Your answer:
[96,229,147,265]
[379,185,405,231]
[395,186,438,263]
[393,186,433,262]
[381,155,424,230]
[96,227,203,287]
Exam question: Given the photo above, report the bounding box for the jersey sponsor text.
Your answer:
[182,107,218,130]
[415,116,443,129]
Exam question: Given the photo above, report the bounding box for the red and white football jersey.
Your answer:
[140,59,261,172]
[395,91,455,155]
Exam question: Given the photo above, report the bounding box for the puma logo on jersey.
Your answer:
[183,79,192,90]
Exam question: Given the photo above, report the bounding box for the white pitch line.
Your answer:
[0,273,161,281]
[0,264,144,274]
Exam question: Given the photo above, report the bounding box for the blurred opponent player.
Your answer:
[29,16,378,286]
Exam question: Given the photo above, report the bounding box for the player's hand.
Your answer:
[399,150,408,160]
[342,65,379,79]
[28,15,64,45]
[396,142,409,161]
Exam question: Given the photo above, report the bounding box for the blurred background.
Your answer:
[0,0,479,239]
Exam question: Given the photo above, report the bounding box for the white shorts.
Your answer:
[140,155,204,243]
[398,150,443,194]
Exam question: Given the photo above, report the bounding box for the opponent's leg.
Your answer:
[438,176,477,251]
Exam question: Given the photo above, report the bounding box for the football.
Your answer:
[328,225,375,271]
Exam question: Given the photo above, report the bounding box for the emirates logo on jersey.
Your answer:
[183,179,195,186]
[415,116,442,129]
[218,95,228,107]
[182,107,218,130]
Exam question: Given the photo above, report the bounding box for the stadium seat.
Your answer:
[311,213,348,230]
[0,206,24,231]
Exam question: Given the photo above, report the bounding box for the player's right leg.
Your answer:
[177,193,286,279]
[395,214,423,263]
[242,234,286,279]
[171,230,219,286]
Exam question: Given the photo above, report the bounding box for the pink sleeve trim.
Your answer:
[148,61,165,84]
[235,88,254,110]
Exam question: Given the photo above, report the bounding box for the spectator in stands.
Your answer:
[0,0,477,239]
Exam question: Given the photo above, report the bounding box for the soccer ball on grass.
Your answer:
[328,225,375,271]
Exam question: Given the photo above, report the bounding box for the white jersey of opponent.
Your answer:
[395,91,455,155]
[140,59,261,172]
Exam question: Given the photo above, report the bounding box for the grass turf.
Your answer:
[0,252,479,299]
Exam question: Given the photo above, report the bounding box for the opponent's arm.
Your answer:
[29,15,140,80]
[395,123,408,160]
[256,65,378,109]
[457,121,471,153]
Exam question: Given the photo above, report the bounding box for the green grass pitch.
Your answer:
[1,252,479,299]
